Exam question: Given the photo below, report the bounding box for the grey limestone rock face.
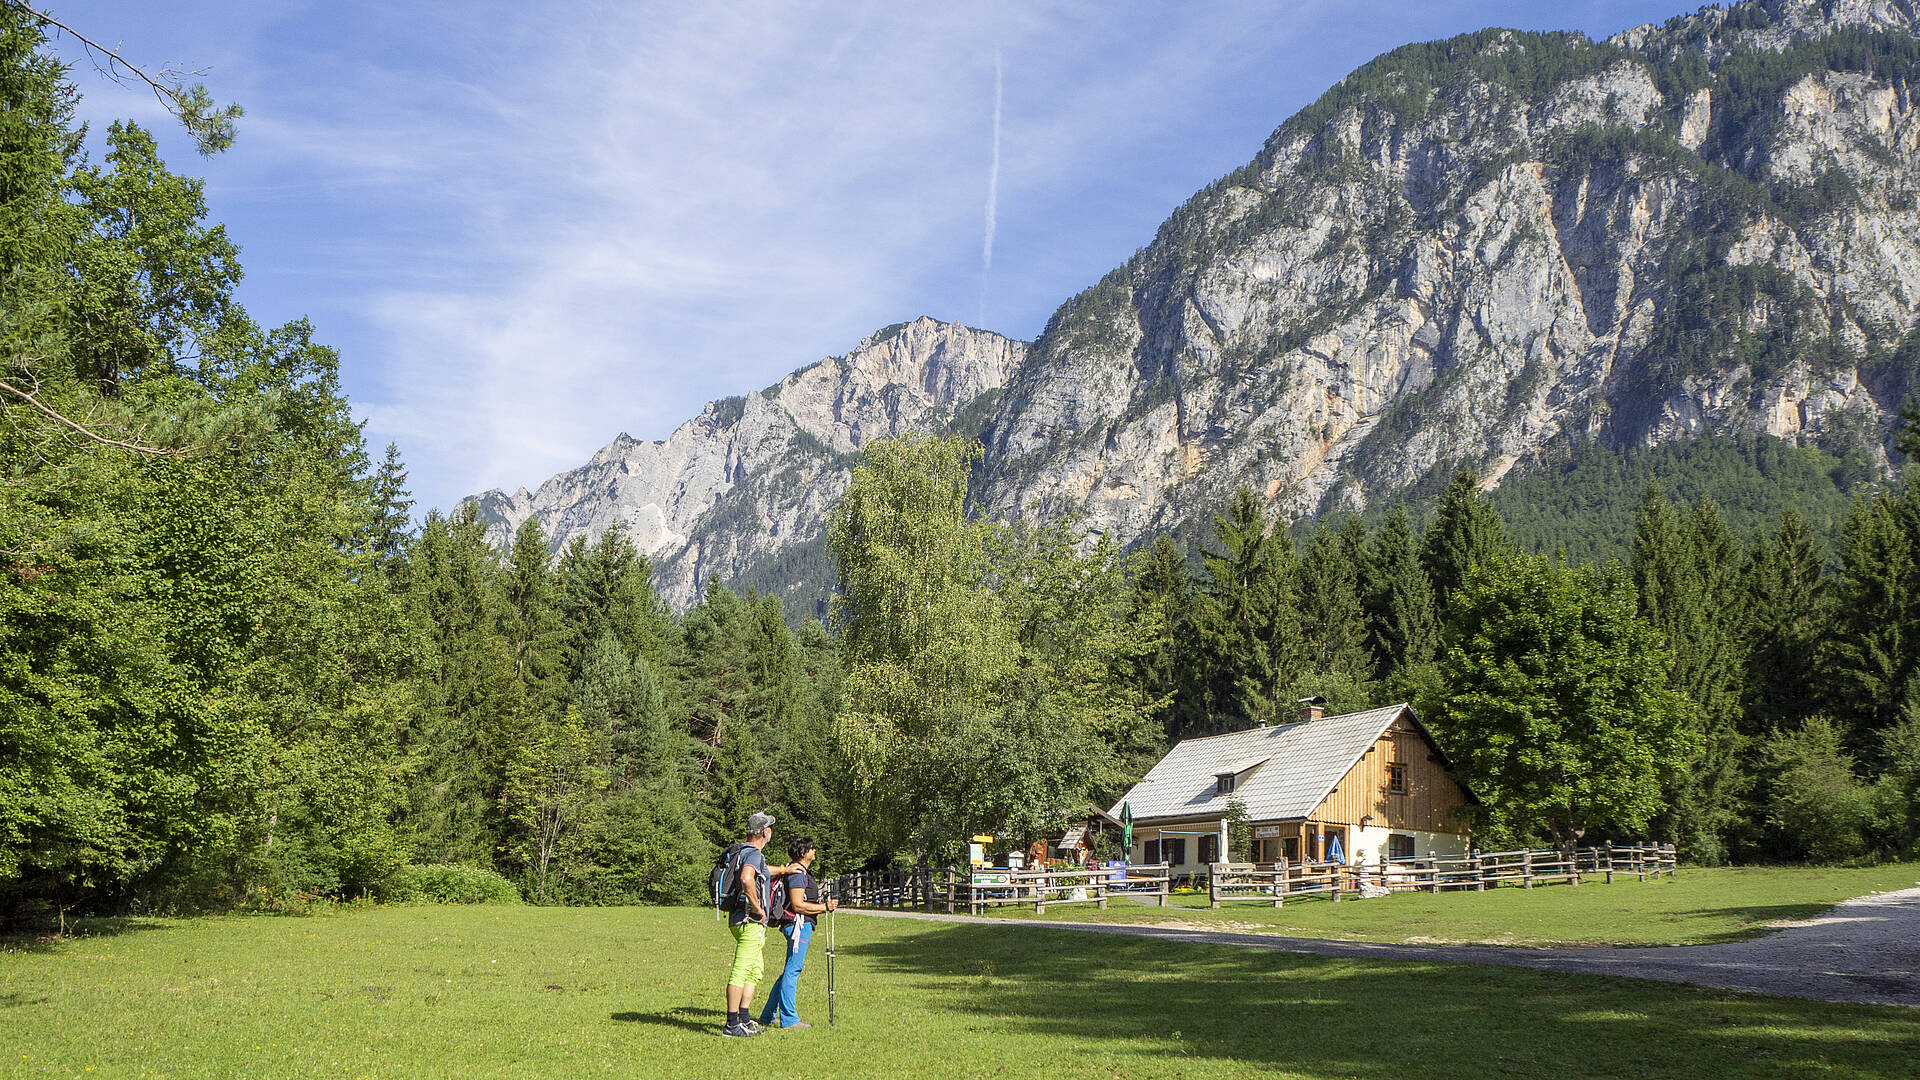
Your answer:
[972,0,1920,532]
[467,317,1025,610]
[474,0,1920,609]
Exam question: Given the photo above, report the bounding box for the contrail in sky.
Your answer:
[979,48,1002,326]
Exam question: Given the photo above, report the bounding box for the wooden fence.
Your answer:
[828,845,1674,917]
[832,865,1173,915]
[1206,843,1677,907]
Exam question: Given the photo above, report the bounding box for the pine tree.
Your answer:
[1297,519,1374,684]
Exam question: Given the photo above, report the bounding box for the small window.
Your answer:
[1199,835,1218,864]
[1281,837,1299,861]
[1215,774,1235,795]
[1145,839,1161,865]
[1387,763,1408,795]
[1165,838,1187,866]
[1388,834,1415,860]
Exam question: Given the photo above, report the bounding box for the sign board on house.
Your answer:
[1253,825,1281,839]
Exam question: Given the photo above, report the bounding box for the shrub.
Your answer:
[387,864,522,905]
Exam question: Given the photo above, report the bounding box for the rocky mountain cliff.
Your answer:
[472,0,1920,612]
[470,317,1024,610]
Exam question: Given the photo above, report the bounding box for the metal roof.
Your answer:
[1109,704,1416,824]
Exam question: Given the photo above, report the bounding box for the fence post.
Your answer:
[1522,849,1534,889]
[1209,864,1221,909]
[1569,847,1580,887]
[1604,846,1614,885]
[1472,851,1485,892]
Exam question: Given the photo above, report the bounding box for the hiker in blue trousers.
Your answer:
[758,836,836,1030]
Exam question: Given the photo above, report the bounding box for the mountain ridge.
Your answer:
[470,0,1920,611]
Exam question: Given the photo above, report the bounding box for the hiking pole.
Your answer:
[826,883,837,1027]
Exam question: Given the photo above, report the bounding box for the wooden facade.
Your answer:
[1311,714,1472,833]
[1127,705,1476,872]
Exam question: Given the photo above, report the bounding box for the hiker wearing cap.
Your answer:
[757,836,837,1031]
[722,812,777,1038]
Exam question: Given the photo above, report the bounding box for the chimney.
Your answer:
[1297,695,1326,721]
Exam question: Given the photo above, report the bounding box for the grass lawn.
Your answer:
[972,864,1920,946]
[3,902,1918,1079]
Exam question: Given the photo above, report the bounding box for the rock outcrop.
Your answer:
[470,317,1024,611]
[472,0,1920,611]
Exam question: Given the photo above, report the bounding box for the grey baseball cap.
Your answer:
[747,812,776,835]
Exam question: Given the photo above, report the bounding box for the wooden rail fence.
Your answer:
[832,865,1173,915]
[828,845,1675,917]
[1207,844,1677,907]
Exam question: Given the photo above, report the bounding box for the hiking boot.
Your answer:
[743,1018,764,1034]
[721,1021,758,1038]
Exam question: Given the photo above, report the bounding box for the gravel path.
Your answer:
[845,886,1920,1008]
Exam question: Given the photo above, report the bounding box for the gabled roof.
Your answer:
[1109,703,1429,824]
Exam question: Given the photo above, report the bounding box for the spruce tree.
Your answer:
[501,517,565,713]
[1820,485,1920,770]
[1189,488,1303,732]
[1742,511,1829,733]
[398,508,526,865]
[364,442,414,568]
[1297,519,1374,684]
[1363,505,1439,680]
[1422,467,1512,610]
[554,523,669,681]
[1630,488,1746,862]
[1128,536,1193,741]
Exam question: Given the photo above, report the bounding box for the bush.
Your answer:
[387,864,522,905]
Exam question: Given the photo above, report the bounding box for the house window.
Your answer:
[1145,839,1160,865]
[1388,834,1415,859]
[1387,763,1408,794]
[1165,838,1187,866]
[1199,835,1218,864]
[1281,838,1299,861]
[1215,774,1234,795]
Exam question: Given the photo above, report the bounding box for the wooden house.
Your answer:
[1110,702,1475,875]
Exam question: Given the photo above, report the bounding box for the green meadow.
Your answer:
[5,895,1917,1080]
[977,864,1920,946]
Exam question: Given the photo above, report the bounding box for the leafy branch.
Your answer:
[6,0,243,154]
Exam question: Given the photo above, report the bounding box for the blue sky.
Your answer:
[46,1,1684,515]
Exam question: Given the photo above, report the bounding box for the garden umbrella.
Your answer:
[1120,802,1133,854]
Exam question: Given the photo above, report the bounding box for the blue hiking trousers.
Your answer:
[756,918,813,1027]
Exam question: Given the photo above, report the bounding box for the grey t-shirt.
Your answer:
[729,844,770,926]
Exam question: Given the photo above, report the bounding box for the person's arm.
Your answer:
[740,863,764,920]
[787,874,836,915]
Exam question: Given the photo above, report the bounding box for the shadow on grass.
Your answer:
[611,1007,725,1034]
[849,923,1920,1079]
[0,917,174,954]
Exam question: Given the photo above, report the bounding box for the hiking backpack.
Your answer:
[710,842,748,913]
[767,870,791,925]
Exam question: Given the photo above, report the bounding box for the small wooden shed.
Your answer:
[1111,702,1475,875]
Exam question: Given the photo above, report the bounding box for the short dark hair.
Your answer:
[787,836,816,863]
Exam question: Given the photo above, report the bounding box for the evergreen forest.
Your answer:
[6,9,1920,931]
